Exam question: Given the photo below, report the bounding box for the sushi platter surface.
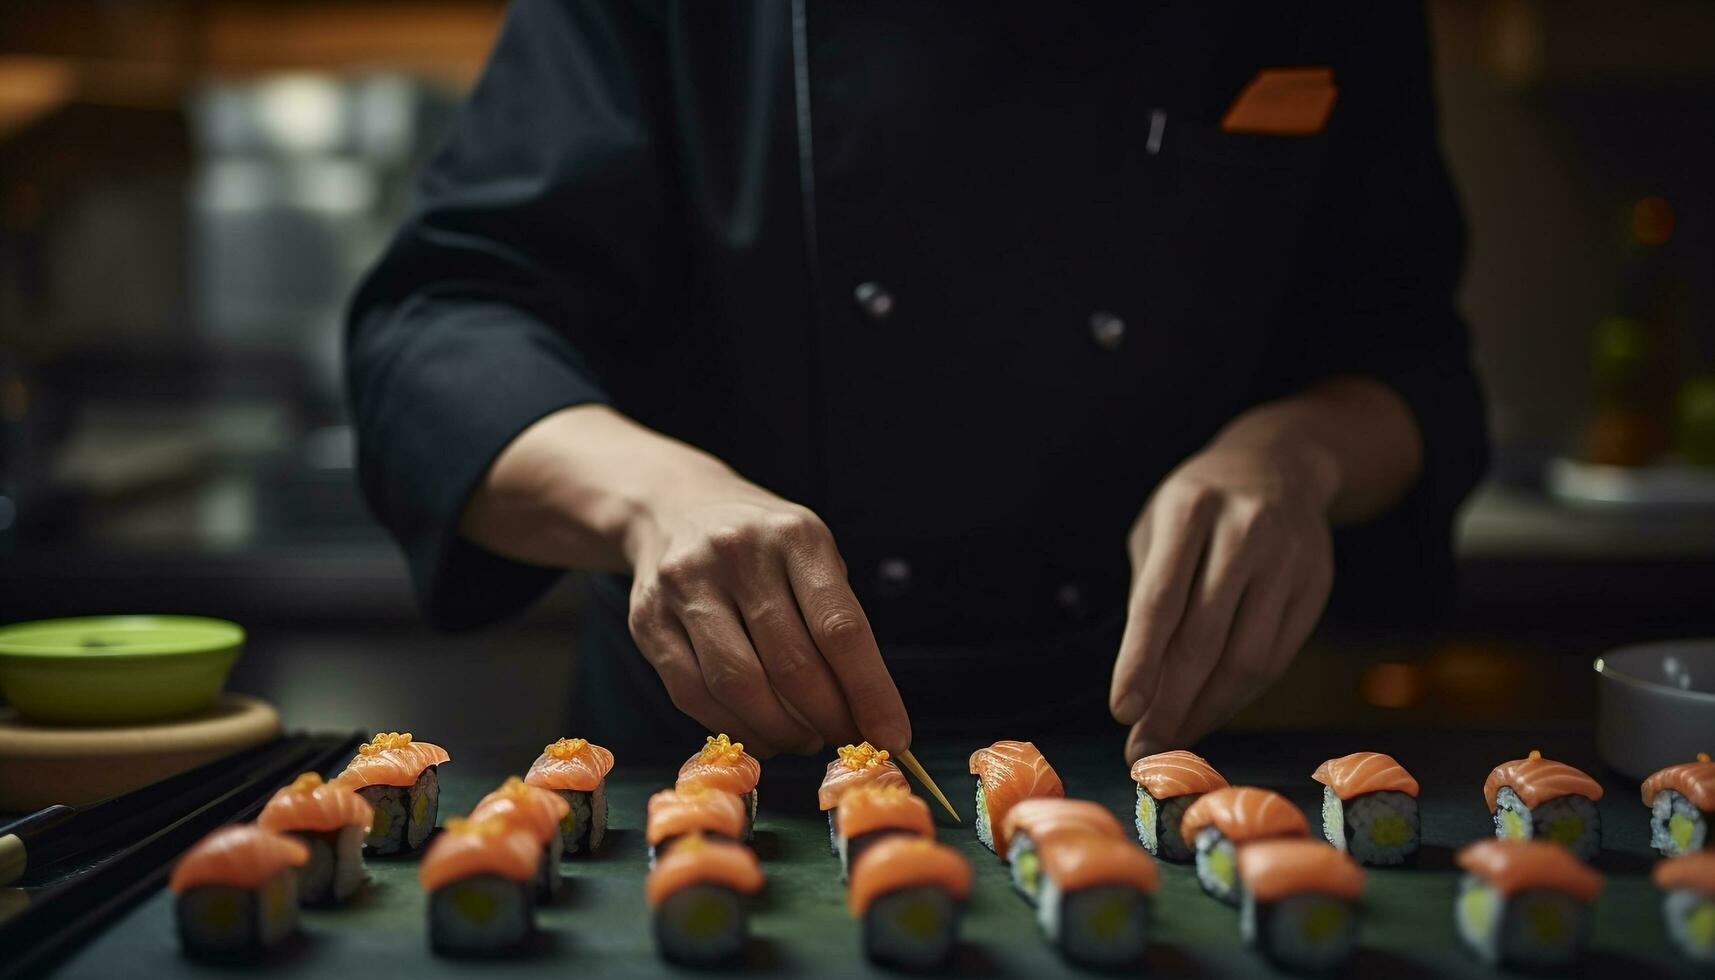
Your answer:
[13,728,1708,979]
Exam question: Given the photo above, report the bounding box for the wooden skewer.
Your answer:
[898,748,961,823]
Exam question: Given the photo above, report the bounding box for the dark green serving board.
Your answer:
[43,730,1703,978]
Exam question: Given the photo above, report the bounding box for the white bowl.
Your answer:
[1595,639,1715,780]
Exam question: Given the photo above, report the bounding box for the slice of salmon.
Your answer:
[1655,851,1715,896]
[170,825,309,893]
[333,733,451,789]
[836,785,934,841]
[1034,833,1159,894]
[818,743,909,810]
[471,776,572,845]
[1179,786,1309,845]
[524,737,615,792]
[257,772,374,834]
[1642,754,1715,812]
[1456,839,1603,901]
[676,734,761,795]
[644,833,765,907]
[1130,750,1228,800]
[646,788,750,846]
[1313,752,1420,801]
[1482,751,1603,810]
[969,741,1064,852]
[418,817,541,893]
[1002,798,1125,848]
[1236,838,1365,903]
[847,837,972,916]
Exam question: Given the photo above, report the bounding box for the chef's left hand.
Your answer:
[1109,438,1336,761]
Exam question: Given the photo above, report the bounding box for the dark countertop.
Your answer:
[40,729,1701,979]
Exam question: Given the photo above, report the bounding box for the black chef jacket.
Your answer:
[347,3,1487,657]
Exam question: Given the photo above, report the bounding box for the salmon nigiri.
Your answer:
[171,825,309,957]
[1179,786,1310,905]
[677,734,761,838]
[1643,753,1715,857]
[1312,751,1420,866]
[646,833,766,967]
[847,836,972,972]
[1032,834,1159,970]
[524,737,615,855]
[647,787,749,864]
[1236,840,1366,974]
[471,776,574,900]
[1484,750,1604,861]
[1655,851,1715,964]
[1130,750,1228,861]
[1001,798,1126,901]
[256,772,374,906]
[420,817,542,956]
[333,732,450,855]
[969,740,1064,856]
[1455,839,1602,970]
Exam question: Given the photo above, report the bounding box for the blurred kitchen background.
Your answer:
[1,0,1713,745]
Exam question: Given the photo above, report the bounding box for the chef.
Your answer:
[346,2,1487,762]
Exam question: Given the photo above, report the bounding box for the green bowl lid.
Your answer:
[0,616,245,658]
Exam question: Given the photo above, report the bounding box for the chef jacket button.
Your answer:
[854,281,895,320]
[1056,582,1087,621]
[1089,311,1126,350]
[875,558,912,597]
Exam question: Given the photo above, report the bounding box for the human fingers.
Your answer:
[1171,574,1293,749]
[627,595,774,754]
[1110,486,1222,724]
[729,558,860,746]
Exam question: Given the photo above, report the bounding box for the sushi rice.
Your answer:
[1135,788,1197,861]
[1008,833,1044,901]
[357,766,441,855]
[1455,876,1587,970]
[1194,827,1242,905]
[555,783,608,855]
[974,784,995,853]
[1493,785,1601,861]
[1036,880,1150,970]
[1652,790,1710,858]
[1664,887,1715,964]
[1321,787,1419,866]
[1241,890,1359,974]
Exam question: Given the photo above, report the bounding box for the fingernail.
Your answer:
[1114,692,1145,723]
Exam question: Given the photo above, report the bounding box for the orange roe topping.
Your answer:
[545,737,591,760]
[359,732,414,755]
[837,742,892,770]
[699,733,746,766]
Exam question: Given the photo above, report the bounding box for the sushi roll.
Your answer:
[645,832,766,967]
[834,784,934,880]
[470,776,572,901]
[1237,839,1366,974]
[1001,798,1126,903]
[255,772,374,906]
[1312,751,1420,866]
[523,737,615,855]
[848,836,972,972]
[646,786,749,866]
[1642,752,1715,857]
[1454,838,1602,971]
[1179,786,1310,905]
[1654,850,1715,964]
[1130,749,1228,862]
[171,825,308,960]
[676,734,762,840]
[968,740,1064,857]
[332,732,450,855]
[420,817,541,957]
[818,742,908,854]
[1483,749,1604,861]
[1032,833,1158,970]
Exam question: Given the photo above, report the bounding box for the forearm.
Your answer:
[457,404,739,572]
[1210,376,1424,525]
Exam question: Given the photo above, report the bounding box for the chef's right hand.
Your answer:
[622,476,911,758]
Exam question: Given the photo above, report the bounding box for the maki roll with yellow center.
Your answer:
[470,777,572,901]
[676,734,761,841]
[646,787,749,867]
[968,740,1064,857]
[420,817,541,957]
[1642,753,1715,858]
[1129,749,1227,862]
[645,833,766,967]
[834,784,934,880]
[1454,839,1602,971]
[171,826,308,960]
[333,732,450,855]
[1483,750,1604,861]
[1313,751,1420,866]
[1238,839,1365,974]
[256,772,374,906]
[1033,833,1158,970]
[848,836,972,971]
[524,736,615,855]
[1655,851,1715,964]
[1180,787,1310,905]
[1001,798,1126,903]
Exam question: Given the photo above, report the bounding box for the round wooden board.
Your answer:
[0,694,281,810]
